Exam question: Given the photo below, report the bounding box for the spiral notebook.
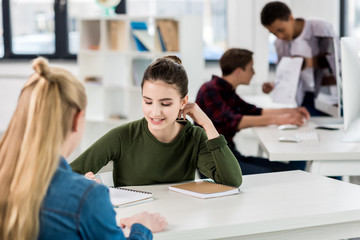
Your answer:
[169,181,239,199]
[109,187,153,207]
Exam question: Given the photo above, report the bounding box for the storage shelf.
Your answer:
[78,15,204,123]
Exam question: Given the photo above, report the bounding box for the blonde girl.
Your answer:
[0,57,166,240]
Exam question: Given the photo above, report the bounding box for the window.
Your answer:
[1,0,227,60]
[0,0,71,58]
[0,1,3,58]
[341,0,360,37]
[203,0,227,60]
[268,34,278,65]
[10,0,55,55]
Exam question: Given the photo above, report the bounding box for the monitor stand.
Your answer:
[342,117,360,142]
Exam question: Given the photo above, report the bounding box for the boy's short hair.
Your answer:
[220,48,253,76]
[261,1,292,26]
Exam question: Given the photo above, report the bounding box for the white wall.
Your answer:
[227,0,340,96]
[0,61,79,132]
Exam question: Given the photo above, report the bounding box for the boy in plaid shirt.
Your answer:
[196,48,309,174]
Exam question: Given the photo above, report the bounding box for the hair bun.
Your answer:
[165,55,182,64]
[32,57,52,79]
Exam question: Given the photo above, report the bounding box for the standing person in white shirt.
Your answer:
[260,1,340,116]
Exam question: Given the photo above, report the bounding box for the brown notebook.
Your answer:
[169,181,239,199]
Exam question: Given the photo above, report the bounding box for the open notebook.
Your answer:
[169,181,240,199]
[109,187,153,207]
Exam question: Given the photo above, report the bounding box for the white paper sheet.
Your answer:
[109,187,153,207]
[271,57,303,105]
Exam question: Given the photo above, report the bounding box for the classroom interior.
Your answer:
[0,0,343,153]
[0,0,349,166]
[2,0,360,238]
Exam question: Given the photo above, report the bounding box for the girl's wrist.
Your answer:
[203,124,220,140]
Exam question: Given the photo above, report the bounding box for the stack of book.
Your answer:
[130,20,179,52]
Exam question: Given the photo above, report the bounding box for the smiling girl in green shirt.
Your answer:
[71,56,242,187]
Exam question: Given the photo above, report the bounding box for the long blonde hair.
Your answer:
[0,57,86,240]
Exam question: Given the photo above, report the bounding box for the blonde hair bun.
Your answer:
[32,57,51,79]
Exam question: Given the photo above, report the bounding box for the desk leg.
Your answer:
[308,161,320,174]
[257,144,264,157]
[308,161,357,182]
[342,176,350,182]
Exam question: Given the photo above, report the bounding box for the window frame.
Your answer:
[340,0,347,37]
[1,0,76,59]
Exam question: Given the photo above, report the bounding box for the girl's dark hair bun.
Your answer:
[165,55,182,64]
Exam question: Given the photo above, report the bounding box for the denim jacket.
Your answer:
[38,157,152,240]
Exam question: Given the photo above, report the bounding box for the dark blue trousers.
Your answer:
[301,92,329,117]
[228,147,306,175]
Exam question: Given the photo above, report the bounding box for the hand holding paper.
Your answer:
[262,82,275,94]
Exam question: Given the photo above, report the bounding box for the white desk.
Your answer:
[252,118,360,176]
[115,171,360,240]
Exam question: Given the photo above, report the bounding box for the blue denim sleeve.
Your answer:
[128,223,153,240]
[78,183,152,240]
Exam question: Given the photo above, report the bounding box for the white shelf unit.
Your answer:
[78,15,204,125]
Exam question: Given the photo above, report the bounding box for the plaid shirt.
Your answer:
[196,75,262,146]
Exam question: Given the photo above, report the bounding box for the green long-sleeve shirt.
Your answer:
[71,118,242,187]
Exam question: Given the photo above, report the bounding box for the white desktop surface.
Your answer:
[252,118,360,176]
[252,118,360,161]
[115,171,360,240]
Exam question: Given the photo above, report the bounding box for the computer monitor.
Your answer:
[340,36,360,142]
[314,37,342,117]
